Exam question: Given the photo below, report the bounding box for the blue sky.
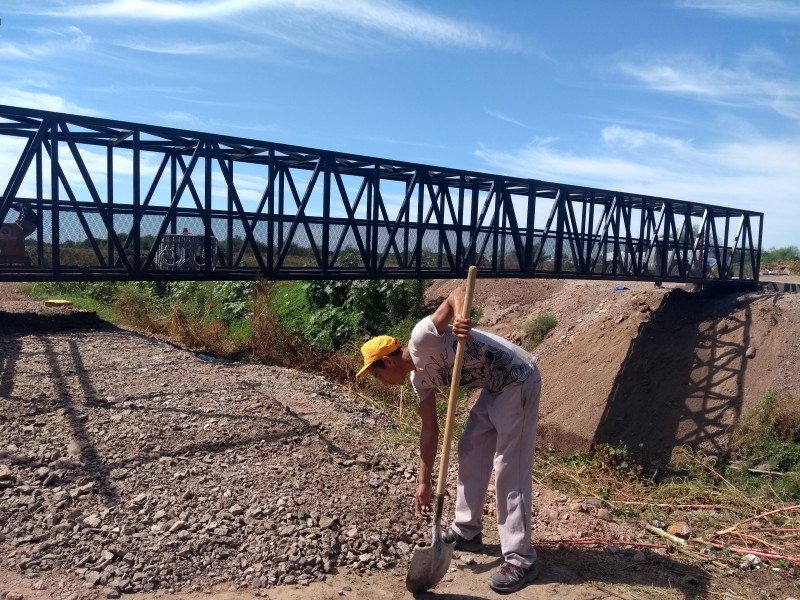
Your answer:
[1,0,799,248]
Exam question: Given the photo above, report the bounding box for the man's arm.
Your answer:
[415,390,438,516]
[430,285,472,337]
[431,285,472,337]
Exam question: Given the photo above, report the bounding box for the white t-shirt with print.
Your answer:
[408,316,536,400]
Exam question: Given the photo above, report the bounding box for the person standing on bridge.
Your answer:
[356,284,542,594]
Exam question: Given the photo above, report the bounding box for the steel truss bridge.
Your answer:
[0,105,762,286]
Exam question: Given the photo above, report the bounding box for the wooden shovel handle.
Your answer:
[435,266,477,498]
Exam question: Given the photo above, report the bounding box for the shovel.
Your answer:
[406,265,478,594]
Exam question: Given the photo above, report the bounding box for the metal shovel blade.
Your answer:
[405,518,455,593]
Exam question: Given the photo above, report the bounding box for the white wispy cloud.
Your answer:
[484,108,528,128]
[476,136,660,187]
[27,0,519,52]
[617,53,800,120]
[156,111,201,126]
[678,0,800,20]
[0,87,100,115]
[474,125,800,244]
[600,125,692,155]
[0,42,31,60]
[116,38,265,56]
[0,26,92,60]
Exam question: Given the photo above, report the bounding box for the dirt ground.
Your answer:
[1,275,799,600]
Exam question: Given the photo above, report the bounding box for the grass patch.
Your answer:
[523,311,556,350]
[114,283,165,332]
[729,389,800,468]
[251,280,329,370]
[724,388,800,501]
[21,281,121,323]
[533,391,800,570]
[535,443,643,503]
[273,280,311,335]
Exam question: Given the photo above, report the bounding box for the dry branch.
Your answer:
[690,538,800,564]
[614,501,725,510]
[536,538,667,550]
[715,505,800,536]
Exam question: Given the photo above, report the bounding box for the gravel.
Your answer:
[0,312,425,595]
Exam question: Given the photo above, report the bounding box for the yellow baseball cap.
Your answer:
[356,335,402,378]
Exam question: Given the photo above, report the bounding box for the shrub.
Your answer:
[524,312,556,350]
[273,281,311,335]
[251,280,330,371]
[210,280,255,323]
[305,305,363,351]
[762,246,800,263]
[166,308,232,355]
[84,281,121,304]
[115,284,164,332]
[167,281,212,318]
[729,389,800,473]
[535,443,642,501]
[302,279,427,351]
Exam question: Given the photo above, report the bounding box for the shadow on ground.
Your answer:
[593,288,754,462]
[414,544,708,599]
[0,309,114,333]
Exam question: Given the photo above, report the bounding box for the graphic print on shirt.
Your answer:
[427,349,454,386]
[458,338,529,391]
[409,316,534,394]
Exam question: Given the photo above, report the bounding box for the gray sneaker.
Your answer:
[440,527,484,552]
[488,560,539,593]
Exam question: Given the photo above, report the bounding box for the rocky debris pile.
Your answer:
[0,324,425,596]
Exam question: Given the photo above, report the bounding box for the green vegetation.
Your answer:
[724,389,800,500]
[531,389,800,571]
[275,279,427,351]
[25,276,427,379]
[309,279,426,337]
[273,281,311,336]
[23,281,122,322]
[523,311,556,350]
[536,392,800,507]
[762,245,800,275]
[24,280,258,357]
[762,245,800,263]
[535,443,644,507]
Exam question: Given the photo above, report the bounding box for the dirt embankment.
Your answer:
[1,279,799,600]
[427,276,800,463]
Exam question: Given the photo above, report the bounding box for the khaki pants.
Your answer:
[451,368,542,568]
